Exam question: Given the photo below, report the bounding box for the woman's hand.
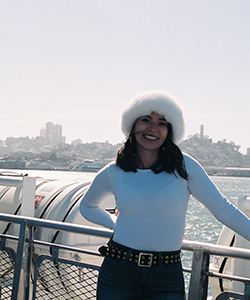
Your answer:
[107,232,114,246]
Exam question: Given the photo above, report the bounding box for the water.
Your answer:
[184,176,250,298]
[185,176,250,244]
[3,169,250,297]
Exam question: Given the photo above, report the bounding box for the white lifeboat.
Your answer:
[0,173,115,263]
[210,195,250,298]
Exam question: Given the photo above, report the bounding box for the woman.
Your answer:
[80,91,250,300]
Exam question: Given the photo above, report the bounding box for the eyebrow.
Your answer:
[143,115,167,122]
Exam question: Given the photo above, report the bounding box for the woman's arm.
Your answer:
[80,164,117,230]
[185,154,250,242]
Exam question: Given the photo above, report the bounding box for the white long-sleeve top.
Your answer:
[80,153,250,251]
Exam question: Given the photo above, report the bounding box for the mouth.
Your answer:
[144,134,158,141]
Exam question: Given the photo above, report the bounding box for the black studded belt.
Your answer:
[98,241,182,268]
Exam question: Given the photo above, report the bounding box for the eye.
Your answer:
[159,121,167,127]
[140,117,150,123]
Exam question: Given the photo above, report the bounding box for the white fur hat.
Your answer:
[121,91,185,143]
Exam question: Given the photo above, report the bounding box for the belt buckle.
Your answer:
[138,253,153,267]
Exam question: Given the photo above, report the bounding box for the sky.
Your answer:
[1,0,250,153]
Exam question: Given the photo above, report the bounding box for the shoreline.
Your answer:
[1,166,250,178]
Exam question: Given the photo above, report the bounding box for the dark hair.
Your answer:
[116,123,188,180]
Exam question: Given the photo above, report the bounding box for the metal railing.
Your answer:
[1,213,250,300]
[182,240,250,300]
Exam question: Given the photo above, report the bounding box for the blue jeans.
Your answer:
[97,257,185,299]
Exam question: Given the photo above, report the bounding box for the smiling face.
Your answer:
[132,112,168,157]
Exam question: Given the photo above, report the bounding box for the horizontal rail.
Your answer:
[208,270,250,284]
[0,213,113,238]
[29,238,103,257]
[1,213,250,262]
[0,175,36,217]
[182,239,250,260]
[0,177,24,188]
[1,213,250,261]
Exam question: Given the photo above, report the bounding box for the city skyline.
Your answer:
[1,1,250,153]
[1,121,249,155]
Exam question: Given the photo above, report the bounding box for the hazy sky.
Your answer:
[1,0,250,153]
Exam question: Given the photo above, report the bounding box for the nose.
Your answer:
[148,122,158,132]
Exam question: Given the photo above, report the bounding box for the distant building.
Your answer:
[40,122,66,148]
[71,139,82,146]
[40,128,46,139]
[247,148,250,156]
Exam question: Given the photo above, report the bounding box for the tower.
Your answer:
[200,124,204,140]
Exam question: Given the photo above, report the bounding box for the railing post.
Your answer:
[188,247,209,300]
[11,220,33,300]
[21,176,36,217]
